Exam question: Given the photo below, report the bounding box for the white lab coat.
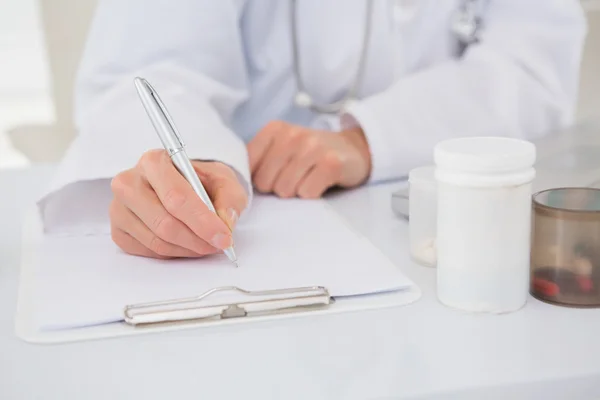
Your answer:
[39,0,587,234]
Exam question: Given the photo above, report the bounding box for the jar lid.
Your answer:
[408,165,435,183]
[434,137,536,173]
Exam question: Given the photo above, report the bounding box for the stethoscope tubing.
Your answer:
[290,0,374,115]
[290,0,484,115]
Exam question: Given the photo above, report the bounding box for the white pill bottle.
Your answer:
[434,137,536,313]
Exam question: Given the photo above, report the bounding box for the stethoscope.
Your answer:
[291,0,486,115]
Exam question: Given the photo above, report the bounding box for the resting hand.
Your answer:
[109,150,247,259]
[247,121,372,198]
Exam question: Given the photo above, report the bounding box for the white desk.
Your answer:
[1,165,599,400]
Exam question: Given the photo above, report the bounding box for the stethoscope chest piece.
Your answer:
[452,12,479,44]
[294,91,313,109]
[451,0,484,46]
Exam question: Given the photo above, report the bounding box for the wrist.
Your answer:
[340,126,372,179]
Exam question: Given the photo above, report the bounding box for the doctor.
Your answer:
[44,0,586,259]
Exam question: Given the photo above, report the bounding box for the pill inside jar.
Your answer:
[530,188,600,307]
[407,165,437,267]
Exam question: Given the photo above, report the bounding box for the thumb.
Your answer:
[214,184,247,232]
[217,207,239,232]
[198,164,248,232]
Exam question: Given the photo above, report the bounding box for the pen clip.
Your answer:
[141,78,185,150]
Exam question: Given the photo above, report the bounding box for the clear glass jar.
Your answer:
[434,137,536,313]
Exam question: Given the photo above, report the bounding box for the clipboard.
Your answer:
[15,206,422,345]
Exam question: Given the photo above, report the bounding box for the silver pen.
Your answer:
[133,77,238,267]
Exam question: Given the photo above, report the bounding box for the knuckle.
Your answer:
[323,151,342,171]
[209,177,233,199]
[189,207,212,226]
[212,162,235,178]
[152,214,178,240]
[304,136,321,152]
[265,120,286,133]
[162,188,188,213]
[210,173,229,191]
[139,149,163,166]
[148,235,171,256]
[110,172,131,198]
[288,128,299,140]
[288,127,306,141]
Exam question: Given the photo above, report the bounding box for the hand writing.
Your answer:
[109,150,247,259]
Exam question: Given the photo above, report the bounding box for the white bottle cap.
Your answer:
[434,137,536,173]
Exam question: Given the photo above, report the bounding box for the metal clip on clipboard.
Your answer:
[123,286,333,326]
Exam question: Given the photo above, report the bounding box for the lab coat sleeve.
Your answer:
[38,0,251,234]
[344,0,588,182]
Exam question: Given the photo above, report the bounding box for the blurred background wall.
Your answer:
[0,0,599,169]
[578,2,600,120]
[1,0,97,167]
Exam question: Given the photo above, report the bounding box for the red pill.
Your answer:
[533,277,560,297]
[577,276,594,293]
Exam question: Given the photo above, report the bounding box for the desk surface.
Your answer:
[1,166,600,400]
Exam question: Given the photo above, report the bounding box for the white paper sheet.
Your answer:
[32,196,414,331]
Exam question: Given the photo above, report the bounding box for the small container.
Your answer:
[531,188,600,307]
[408,166,437,267]
[434,137,536,313]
